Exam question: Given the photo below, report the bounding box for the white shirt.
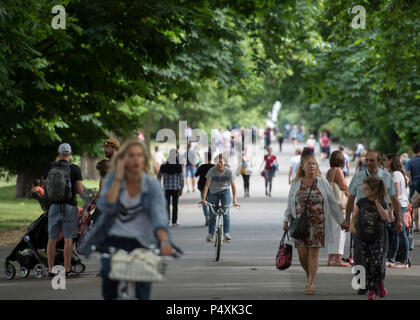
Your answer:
[108,190,155,247]
[289,155,301,180]
[392,171,409,207]
[153,151,165,165]
[223,130,231,141]
[306,138,316,149]
[356,144,365,154]
[342,152,350,174]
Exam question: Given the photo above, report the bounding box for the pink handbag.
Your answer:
[276,231,292,270]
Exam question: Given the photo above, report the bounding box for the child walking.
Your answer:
[350,176,391,300]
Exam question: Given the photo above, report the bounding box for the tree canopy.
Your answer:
[1,0,418,197]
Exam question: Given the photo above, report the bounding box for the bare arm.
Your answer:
[105,179,123,204]
[395,181,401,200]
[391,195,403,234]
[375,200,391,221]
[75,180,83,195]
[231,180,239,206]
[155,228,173,256]
[200,180,211,203]
[350,205,359,234]
[288,167,293,185]
[345,194,356,222]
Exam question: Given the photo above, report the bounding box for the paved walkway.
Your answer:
[0,139,419,299]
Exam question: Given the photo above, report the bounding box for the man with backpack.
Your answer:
[43,143,83,277]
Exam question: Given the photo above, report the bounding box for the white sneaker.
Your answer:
[224,233,232,242]
[206,234,214,242]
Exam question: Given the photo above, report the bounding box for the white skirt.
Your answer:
[327,220,346,255]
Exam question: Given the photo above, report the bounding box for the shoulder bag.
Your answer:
[330,168,347,211]
[291,179,315,240]
[275,231,292,270]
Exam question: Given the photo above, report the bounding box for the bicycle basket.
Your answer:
[109,248,164,282]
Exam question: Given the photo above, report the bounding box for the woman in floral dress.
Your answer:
[283,155,346,295]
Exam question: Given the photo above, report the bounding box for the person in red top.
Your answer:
[260,146,279,197]
[320,131,331,160]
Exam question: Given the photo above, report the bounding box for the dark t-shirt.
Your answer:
[406,155,420,184]
[356,197,387,242]
[43,160,83,206]
[195,163,215,192]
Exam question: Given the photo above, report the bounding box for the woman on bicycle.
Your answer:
[200,153,240,243]
[79,139,173,300]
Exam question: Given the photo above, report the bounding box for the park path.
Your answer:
[0,139,419,299]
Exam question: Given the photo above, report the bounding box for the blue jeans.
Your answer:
[388,207,409,263]
[186,165,197,178]
[206,189,231,234]
[100,237,152,300]
[200,190,210,218]
[264,167,275,193]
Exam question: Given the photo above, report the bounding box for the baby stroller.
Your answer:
[3,193,93,280]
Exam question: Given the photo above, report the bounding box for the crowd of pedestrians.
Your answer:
[25,123,419,300]
[281,135,419,299]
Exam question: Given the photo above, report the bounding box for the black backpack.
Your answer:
[45,161,73,204]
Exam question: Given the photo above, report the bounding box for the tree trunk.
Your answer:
[15,167,43,198]
[144,111,152,159]
[80,155,100,180]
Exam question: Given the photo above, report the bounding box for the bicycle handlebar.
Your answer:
[199,201,240,208]
[92,243,183,259]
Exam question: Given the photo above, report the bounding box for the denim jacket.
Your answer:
[78,171,170,258]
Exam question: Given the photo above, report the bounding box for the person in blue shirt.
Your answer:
[406,144,420,232]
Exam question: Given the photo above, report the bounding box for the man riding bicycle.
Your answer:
[200,154,240,243]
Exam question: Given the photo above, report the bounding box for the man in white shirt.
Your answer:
[288,148,302,184]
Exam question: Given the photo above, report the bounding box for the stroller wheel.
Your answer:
[4,263,16,280]
[33,264,46,279]
[73,263,86,274]
[19,267,30,278]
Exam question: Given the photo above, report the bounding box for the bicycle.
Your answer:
[92,244,182,300]
[199,201,240,261]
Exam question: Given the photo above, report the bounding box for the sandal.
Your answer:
[337,260,351,267]
[306,284,315,295]
[327,260,340,266]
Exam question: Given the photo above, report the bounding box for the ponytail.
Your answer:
[364,176,387,203]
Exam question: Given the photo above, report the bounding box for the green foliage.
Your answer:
[1,0,418,184]
[271,0,419,154]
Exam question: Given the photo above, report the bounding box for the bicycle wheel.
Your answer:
[215,228,222,261]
